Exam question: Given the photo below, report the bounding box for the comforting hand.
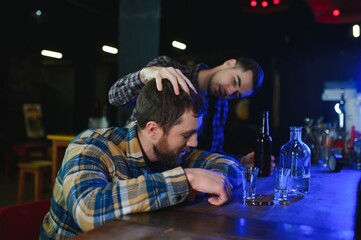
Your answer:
[240,151,276,168]
[184,168,233,206]
[140,66,197,95]
[240,152,255,168]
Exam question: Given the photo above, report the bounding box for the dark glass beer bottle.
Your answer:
[254,110,272,177]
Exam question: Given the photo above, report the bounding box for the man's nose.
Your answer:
[187,134,198,147]
[227,85,237,97]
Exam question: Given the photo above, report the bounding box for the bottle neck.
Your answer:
[259,111,270,135]
[289,126,302,141]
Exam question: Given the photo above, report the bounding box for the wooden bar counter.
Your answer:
[74,166,361,239]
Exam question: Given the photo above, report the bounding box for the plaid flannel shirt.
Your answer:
[40,122,242,239]
[108,56,229,153]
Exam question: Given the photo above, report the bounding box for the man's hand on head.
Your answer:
[140,66,197,95]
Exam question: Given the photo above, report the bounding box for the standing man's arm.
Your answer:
[108,56,198,107]
[108,70,144,106]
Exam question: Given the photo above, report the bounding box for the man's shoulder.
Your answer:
[72,125,135,145]
[147,55,178,66]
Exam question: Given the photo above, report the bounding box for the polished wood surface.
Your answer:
[46,134,75,186]
[74,166,361,239]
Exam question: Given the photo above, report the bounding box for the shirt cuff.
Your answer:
[162,167,189,205]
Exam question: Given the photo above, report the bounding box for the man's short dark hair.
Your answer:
[136,79,207,134]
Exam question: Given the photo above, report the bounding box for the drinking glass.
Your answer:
[274,167,291,203]
[241,167,259,200]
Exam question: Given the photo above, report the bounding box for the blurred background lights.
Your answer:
[334,103,345,128]
[102,45,118,54]
[353,24,360,38]
[334,102,342,114]
[332,9,340,17]
[261,1,269,7]
[245,0,288,13]
[41,50,62,59]
[35,10,42,16]
[172,40,186,50]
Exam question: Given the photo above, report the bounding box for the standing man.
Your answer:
[40,79,243,239]
[108,55,264,153]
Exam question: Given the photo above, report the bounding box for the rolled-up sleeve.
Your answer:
[182,149,243,187]
[108,71,144,106]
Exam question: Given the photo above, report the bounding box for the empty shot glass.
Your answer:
[273,167,291,203]
[241,167,259,200]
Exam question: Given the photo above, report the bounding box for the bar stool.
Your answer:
[4,142,49,181]
[17,160,52,204]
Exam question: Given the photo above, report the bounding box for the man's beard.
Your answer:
[153,136,183,168]
[207,74,221,98]
[207,74,214,95]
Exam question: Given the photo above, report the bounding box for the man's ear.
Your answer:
[145,121,162,140]
[223,59,237,67]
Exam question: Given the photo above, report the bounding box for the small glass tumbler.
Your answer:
[241,167,259,200]
[273,167,291,203]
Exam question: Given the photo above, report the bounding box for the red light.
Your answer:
[273,0,280,5]
[332,9,340,17]
[261,1,268,7]
[250,0,257,7]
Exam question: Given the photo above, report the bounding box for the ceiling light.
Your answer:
[41,50,62,59]
[102,45,118,54]
[172,41,186,50]
[353,24,360,38]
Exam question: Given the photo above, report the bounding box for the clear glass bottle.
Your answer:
[279,126,311,196]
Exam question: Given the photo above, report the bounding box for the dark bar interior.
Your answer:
[0,0,360,239]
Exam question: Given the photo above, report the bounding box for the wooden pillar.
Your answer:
[73,46,97,132]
